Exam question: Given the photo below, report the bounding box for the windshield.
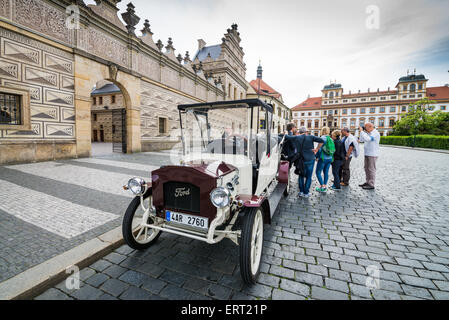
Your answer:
[180,105,274,163]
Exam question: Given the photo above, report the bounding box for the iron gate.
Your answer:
[112,108,127,153]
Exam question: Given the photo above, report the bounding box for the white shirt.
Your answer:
[359,129,380,157]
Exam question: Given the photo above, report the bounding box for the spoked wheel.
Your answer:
[239,207,264,285]
[122,189,162,250]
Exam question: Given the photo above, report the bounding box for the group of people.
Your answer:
[282,122,380,198]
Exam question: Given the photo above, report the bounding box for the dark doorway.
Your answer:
[112,108,127,153]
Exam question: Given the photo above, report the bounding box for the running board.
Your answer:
[268,182,286,218]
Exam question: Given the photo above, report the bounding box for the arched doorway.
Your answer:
[90,80,127,156]
[74,56,141,158]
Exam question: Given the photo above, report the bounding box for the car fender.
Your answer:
[236,195,271,224]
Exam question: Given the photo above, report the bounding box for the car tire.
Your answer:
[122,189,162,250]
[239,206,264,285]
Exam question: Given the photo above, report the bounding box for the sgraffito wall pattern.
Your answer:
[0,27,75,140]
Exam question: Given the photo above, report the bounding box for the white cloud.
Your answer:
[90,0,449,107]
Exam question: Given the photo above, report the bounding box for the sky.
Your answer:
[86,0,449,108]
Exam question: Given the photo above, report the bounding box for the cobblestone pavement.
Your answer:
[3,146,449,300]
[0,150,177,282]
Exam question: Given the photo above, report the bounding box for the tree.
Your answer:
[392,98,437,136]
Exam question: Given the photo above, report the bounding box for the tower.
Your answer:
[257,60,263,79]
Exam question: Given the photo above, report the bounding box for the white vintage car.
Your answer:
[122,99,290,284]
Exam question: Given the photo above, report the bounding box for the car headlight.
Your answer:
[127,177,146,195]
[210,187,231,208]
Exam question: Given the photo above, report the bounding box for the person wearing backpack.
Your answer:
[330,130,345,190]
[283,127,324,198]
[315,127,335,193]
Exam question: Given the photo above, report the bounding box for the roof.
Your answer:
[426,86,449,100]
[91,83,121,96]
[178,99,273,113]
[398,74,427,83]
[323,83,342,90]
[249,78,282,99]
[342,90,398,98]
[291,97,322,111]
[193,45,222,61]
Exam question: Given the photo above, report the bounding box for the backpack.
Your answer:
[293,135,307,176]
[321,136,335,160]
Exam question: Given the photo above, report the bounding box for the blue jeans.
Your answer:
[316,158,332,186]
[298,160,315,195]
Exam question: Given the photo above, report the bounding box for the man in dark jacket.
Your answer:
[284,127,323,198]
[281,123,297,168]
[330,130,345,190]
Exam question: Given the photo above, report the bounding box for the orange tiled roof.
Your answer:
[249,78,282,99]
[426,86,449,100]
[291,97,322,110]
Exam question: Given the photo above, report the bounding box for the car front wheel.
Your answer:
[239,206,264,285]
[122,189,161,250]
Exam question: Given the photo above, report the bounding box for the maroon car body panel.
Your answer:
[151,161,236,221]
[235,194,266,207]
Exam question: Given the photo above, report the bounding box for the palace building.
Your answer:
[292,73,449,137]
[0,0,249,164]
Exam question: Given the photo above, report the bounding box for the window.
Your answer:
[111,95,116,104]
[325,93,328,98]
[361,98,366,102]
[352,99,357,102]
[324,111,327,115]
[329,92,334,99]
[379,118,385,127]
[324,101,327,104]
[391,96,397,99]
[334,110,338,115]
[441,106,447,110]
[370,97,376,101]
[390,106,396,112]
[93,97,96,105]
[418,94,422,98]
[418,84,423,90]
[0,87,31,130]
[315,112,319,116]
[410,84,416,92]
[389,118,395,127]
[301,112,305,116]
[328,110,333,115]
[408,106,414,111]
[350,119,355,127]
[370,107,375,113]
[259,119,266,129]
[300,121,305,126]
[343,99,348,103]
[308,112,312,116]
[360,108,366,114]
[158,117,167,134]
[99,96,103,104]
[342,109,348,115]
[351,109,356,114]
[401,106,406,112]
[403,85,407,91]
[315,120,319,128]
[381,97,386,100]
[402,95,407,98]
[240,92,243,99]
[380,107,385,113]
[359,119,365,127]
[307,121,312,129]
[409,95,415,98]
[93,113,97,122]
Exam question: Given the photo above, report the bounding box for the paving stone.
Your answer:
[401,285,433,300]
[295,271,323,287]
[243,283,273,299]
[257,273,281,287]
[382,263,417,276]
[399,275,437,289]
[325,278,349,293]
[340,262,366,275]
[207,284,233,300]
[329,269,351,282]
[349,283,372,299]
[79,268,96,282]
[308,264,329,277]
[119,287,154,300]
[34,288,72,300]
[270,265,295,279]
[430,290,449,300]
[103,265,128,278]
[183,278,210,295]
[98,293,118,300]
[422,262,449,273]
[432,280,449,291]
[104,252,127,265]
[141,276,168,294]
[415,269,446,281]
[134,261,165,278]
[85,273,110,288]
[118,270,148,287]
[99,278,129,297]
[272,289,306,300]
[372,289,401,300]
[71,284,104,300]
[282,259,307,272]
[312,286,349,300]
[90,259,113,272]
[159,270,189,286]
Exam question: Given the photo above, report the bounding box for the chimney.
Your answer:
[198,39,206,51]
[388,86,390,91]
[377,88,379,92]
[368,88,370,93]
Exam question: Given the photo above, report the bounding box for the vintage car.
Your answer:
[122,99,290,284]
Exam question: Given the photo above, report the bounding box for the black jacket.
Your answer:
[333,138,346,161]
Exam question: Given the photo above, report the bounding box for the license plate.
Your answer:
[165,210,208,230]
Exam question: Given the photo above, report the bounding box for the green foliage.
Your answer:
[391,98,449,136]
[380,135,449,150]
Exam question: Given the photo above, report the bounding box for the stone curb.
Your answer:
[381,144,449,154]
[0,226,124,300]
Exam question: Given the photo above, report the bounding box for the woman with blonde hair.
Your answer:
[330,129,345,190]
[315,126,334,193]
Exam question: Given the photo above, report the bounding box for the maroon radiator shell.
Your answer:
[151,161,236,221]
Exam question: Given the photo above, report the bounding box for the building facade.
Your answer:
[246,63,291,134]
[292,74,449,137]
[0,0,248,164]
